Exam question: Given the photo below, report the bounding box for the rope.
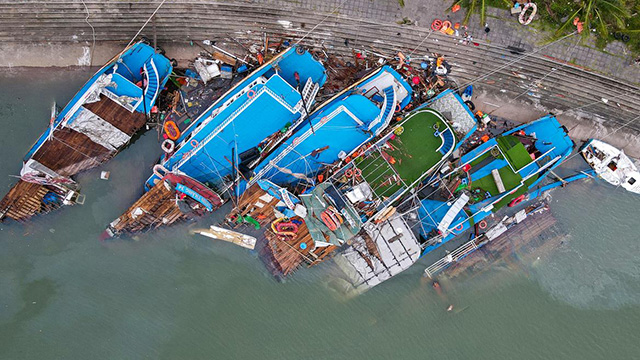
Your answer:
[507,36,582,105]
[455,31,578,92]
[294,0,349,45]
[124,0,168,51]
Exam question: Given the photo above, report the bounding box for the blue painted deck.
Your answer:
[251,94,381,185]
[418,199,472,256]
[24,42,172,161]
[143,46,328,190]
[418,114,575,256]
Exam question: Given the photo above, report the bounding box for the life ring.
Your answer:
[518,3,537,26]
[454,223,464,231]
[431,19,443,31]
[464,100,476,111]
[395,103,401,113]
[247,89,256,99]
[163,121,180,141]
[508,194,526,207]
[478,220,487,229]
[320,206,343,231]
[190,139,199,147]
[153,164,169,179]
[271,218,299,237]
[345,168,354,178]
[161,139,175,153]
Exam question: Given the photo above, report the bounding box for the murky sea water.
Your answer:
[0,68,639,359]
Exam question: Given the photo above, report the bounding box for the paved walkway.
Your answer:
[265,0,639,84]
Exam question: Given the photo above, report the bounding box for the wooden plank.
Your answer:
[82,95,147,135]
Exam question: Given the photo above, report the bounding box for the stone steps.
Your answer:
[0,0,638,130]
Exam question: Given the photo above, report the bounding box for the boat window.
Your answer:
[628,178,636,185]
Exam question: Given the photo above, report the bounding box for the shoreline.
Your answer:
[2,41,639,158]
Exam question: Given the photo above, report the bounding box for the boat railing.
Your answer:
[102,88,137,112]
[172,81,303,171]
[423,237,480,278]
[133,59,160,113]
[247,104,348,185]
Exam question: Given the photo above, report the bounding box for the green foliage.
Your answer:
[452,0,512,25]
[539,0,638,54]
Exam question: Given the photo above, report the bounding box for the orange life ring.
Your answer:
[478,220,487,229]
[508,194,526,207]
[345,168,354,178]
[454,223,464,231]
[431,19,443,31]
[395,103,401,113]
[190,139,199,147]
[247,89,256,99]
[164,121,180,141]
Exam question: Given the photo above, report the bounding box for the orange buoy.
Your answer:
[164,121,180,141]
[452,4,461,12]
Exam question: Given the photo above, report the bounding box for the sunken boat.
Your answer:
[0,42,172,222]
[106,46,327,237]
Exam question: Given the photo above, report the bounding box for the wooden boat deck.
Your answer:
[1,96,149,223]
[110,180,190,235]
[83,95,147,136]
[31,96,147,177]
[0,180,66,222]
[229,184,337,278]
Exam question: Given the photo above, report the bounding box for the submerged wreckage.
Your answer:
[1,35,637,293]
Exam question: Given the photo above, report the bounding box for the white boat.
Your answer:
[581,139,640,194]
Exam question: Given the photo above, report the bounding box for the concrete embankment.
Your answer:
[1,0,639,155]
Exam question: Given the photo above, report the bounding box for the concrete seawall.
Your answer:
[1,0,639,156]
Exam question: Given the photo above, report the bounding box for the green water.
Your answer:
[1,69,639,359]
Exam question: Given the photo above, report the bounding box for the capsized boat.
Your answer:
[0,41,172,222]
[580,139,640,193]
[106,46,327,237]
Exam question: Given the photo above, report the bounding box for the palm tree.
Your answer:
[553,0,632,37]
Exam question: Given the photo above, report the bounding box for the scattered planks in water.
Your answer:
[227,184,337,279]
